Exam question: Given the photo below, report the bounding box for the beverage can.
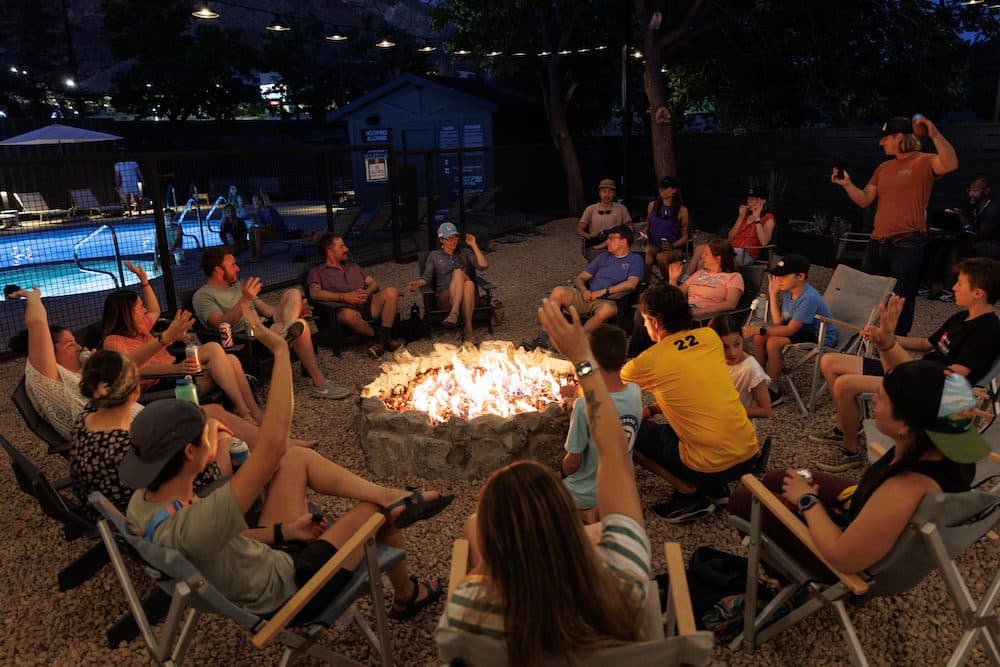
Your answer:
[795,469,814,484]
[219,322,234,349]
[229,439,250,469]
[78,349,93,365]
[185,343,201,370]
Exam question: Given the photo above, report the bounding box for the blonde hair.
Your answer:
[899,133,921,153]
[476,461,643,665]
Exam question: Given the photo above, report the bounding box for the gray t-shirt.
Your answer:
[192,282,252,332]
[580,202,630,236]
[421,248,477,295]
[125,482,297,615]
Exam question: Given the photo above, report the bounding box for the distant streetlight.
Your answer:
[558,49,572,55]
[191,2,219,19]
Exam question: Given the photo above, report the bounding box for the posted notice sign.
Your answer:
[365,149,388,182]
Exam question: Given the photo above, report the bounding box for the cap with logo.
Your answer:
[879,117,913,138]
[746,185,769,200]
[437,222,459,238]
[768,254,811,277]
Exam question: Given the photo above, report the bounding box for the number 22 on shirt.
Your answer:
[673,334,700,351]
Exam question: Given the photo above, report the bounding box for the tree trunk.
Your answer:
[546,57,585,213]
[642,31,677,182]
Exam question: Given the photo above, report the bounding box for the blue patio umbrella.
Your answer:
[0,123,122,146]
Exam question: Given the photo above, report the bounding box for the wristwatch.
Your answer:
[797,493,820,515]
[575,360,598,379]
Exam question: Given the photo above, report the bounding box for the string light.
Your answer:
[375,37,395,48]
[266,14,290,31]
[418,42,437,53]
[454,47,472,55]
[192,1,219,19]
[486,49,503,57]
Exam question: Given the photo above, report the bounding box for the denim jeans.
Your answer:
[862,235,925,335]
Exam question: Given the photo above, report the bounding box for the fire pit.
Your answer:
[356,341,575,478]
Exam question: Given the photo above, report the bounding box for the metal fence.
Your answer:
[0,142,566,355]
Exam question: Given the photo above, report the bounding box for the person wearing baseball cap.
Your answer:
[406,221,488,341]
[741,254,838,407]
[121,311,452,622]
[831,114,959,337]
[577,178,631,260]
[730,359,988,580]
[644,176,690,281]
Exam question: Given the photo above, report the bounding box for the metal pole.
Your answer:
[389,148,402,262]
[621,8,632,204]
[424,151,435,250]
[146,159,177,312]
[457,150,465,231]
[321,150,334,231]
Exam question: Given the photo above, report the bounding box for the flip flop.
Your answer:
[385,487,455,530]
[388,575,443,621]
[441,314,459,328]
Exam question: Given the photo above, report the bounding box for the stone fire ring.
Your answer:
[355,341,573,479]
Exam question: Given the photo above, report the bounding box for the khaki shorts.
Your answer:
[567,288,618,317]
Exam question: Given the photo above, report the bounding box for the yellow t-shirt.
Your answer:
[621,327,759,473]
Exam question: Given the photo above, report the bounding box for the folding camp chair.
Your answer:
[90,492,402,666]
[693,262,767,327]
[14,191,71,222]
[416,251,497,334]
[781,264,896,415]
[12,376,72,459]
[435,539,714,666]
[729,473,1000,666]
[70,188,123,218]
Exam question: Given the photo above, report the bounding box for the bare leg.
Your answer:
[443,269,466,325]
[832,375,882,453]
[337,307,375,338]
[197,342,260,420]
[582,302,617,333]
[201,403,318,449]
[370,287,399,330]
[820,353,864,397]
[460,280,476,334]
[764,335,791,382]
[548,285,575,309]
[272,288,304,327]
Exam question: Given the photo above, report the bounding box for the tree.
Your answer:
[431,0,625,213]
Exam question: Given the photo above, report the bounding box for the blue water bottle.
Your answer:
[174,375,200,405]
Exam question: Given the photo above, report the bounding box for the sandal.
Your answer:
[388,575,442,621]
[279,321,305,344]
[385,487,455,530]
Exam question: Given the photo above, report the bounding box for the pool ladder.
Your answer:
[72,224,126,288]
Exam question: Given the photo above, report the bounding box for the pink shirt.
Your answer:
[686,270,744,309]
[103,315,174,390]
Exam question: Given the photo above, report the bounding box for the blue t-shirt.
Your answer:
[562,383,642,510]
[781,283,838,346]
[585,251,644,298]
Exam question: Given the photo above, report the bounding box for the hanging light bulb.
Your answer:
[454,47,472,55]
[537,50,552,56]
[375,37,396,48]
[418,41,437,53]
[511,49,528,57]
[266,14,291,31]
[486,49,503,57]
[192,1,218,19]
[325,28,349,41]
[594,45,608,51]
[576,47,591,53]
[557,49,572,55]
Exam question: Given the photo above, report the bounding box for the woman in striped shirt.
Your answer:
[440,299,653,665]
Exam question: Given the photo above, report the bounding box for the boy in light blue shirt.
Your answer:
[562,323,642,524]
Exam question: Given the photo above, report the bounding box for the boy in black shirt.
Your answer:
[812,257,1000,471]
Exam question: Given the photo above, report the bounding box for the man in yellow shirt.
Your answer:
[621,285,760,523]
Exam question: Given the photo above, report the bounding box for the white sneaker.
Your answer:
[310,383,352,399]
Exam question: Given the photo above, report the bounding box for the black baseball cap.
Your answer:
[659,176,680,189]
[746,186,768,200]
[605,224,634,245]
[118,400,206,489]
[769,254,810,277]
[883,361,991,464]
[879,117,913,138]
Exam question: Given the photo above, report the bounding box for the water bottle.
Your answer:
[174,375,199,405]
[410,303,420,320]
[229,439,250,470]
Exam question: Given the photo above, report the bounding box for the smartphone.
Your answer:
[311,512,325,523]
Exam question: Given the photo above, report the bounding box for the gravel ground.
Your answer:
[1,218,997,666]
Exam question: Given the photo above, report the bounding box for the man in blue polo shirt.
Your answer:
[548,225,643,332]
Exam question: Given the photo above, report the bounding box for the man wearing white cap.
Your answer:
[407,222,488,341]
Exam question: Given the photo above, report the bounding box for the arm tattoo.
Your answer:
[583,389,604,426]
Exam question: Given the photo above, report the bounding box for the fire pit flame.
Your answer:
[364,341,575,425]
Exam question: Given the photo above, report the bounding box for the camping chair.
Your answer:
[12,376,72,459]
[780,264,896,415]
[729,471,1000,666]
[693,262,767,328]
[836,232,870,267]
[416,251,497,334]
[90,493,402,666]
[302,266,386,356]
[70,188,123,218]
[13,191,71,222]
[435,539,714,666]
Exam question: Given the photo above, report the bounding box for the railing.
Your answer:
[204,196,228,235]
[72,224,126,289]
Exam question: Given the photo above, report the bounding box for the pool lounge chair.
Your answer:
[14,191,71,222]
[70,188,123,218]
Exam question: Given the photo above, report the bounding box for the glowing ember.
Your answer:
[363,341,575,425]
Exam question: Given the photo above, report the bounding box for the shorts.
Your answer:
[287,539,354,623]
[634,420,759,487]
[789,329,815,344]
[566,287,619,318]
[862,357,885,376]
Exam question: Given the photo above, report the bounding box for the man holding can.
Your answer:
[831,115,958,335]
[193,246,352,400]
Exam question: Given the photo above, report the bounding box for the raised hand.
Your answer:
[162,309,195,345]
[465,233,478,248]
[830,166,851,187]
[241,276,262,303]
[13,285,41,300]
[667,260,683,284]
[124,261,148,284]
[738,204,749,219]
[538,298,592,364]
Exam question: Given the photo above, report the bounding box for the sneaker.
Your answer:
[768,386,784,407]
[367,342,385,359]
[310,383,353,400]
[917,286,930,297]
[933,289,954,302]
[650,492,715,524]
[813,445,864,473]
[279,321,305,345]
[706,484,731,506]
[808,427,846,446]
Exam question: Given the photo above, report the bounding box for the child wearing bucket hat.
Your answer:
[730,359,990,580]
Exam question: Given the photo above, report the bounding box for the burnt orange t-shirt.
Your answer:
[867,151,938,239]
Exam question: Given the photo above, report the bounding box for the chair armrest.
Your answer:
[447,539,470,607]
[251,512,386,648]
[867,442,888,459]
[814,314,862,333]
[738,474,869,595]
[475,277,495,291]
[662,542,697,636]
[140,369,207,380]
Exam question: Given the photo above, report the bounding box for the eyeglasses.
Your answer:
[598,210,612,215]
